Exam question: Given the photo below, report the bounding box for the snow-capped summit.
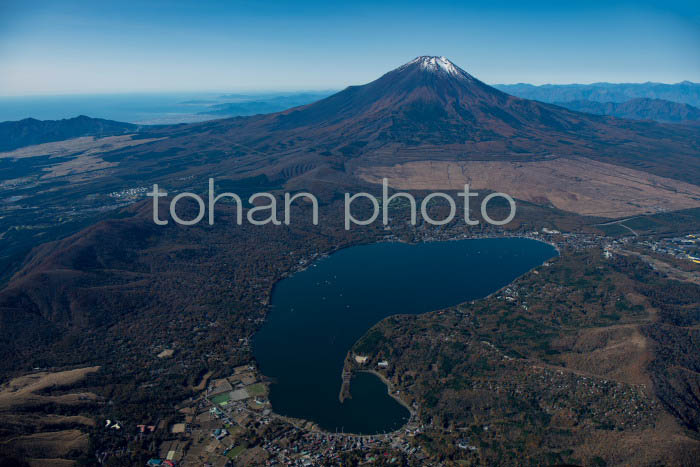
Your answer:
[400,56,473,80]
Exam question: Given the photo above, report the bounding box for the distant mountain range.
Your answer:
[494,81,700,107]
[0,115,137,152]
[555,98,700,124]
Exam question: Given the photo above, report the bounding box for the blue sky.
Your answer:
[1,0,698,95]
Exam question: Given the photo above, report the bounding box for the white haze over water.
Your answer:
[0,91,331,124]
[0,93,223,124]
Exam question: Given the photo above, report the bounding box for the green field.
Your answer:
[226,445,246,459]
[246,383,266,396]
[210,392,231,405]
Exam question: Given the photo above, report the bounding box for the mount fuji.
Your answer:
[93,55,698,192]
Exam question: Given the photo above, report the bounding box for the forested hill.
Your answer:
[0,115,138,151]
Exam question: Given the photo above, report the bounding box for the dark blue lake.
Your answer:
[253,238,557,434]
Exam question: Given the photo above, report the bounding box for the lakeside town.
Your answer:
[140,364,426,466]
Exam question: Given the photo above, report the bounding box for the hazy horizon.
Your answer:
[1,78,699,99]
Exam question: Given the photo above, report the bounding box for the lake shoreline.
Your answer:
[361,369,415,416]
[254,235,559,435]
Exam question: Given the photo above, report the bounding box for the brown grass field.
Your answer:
[358,156,700,218]
[0,366,100,411]
[0,367,100,465]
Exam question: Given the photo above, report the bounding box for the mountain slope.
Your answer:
[269,55,596,143]
[0,115,138,152]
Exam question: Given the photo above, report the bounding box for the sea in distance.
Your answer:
[0,91,334,124]
[253,237,558,435]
